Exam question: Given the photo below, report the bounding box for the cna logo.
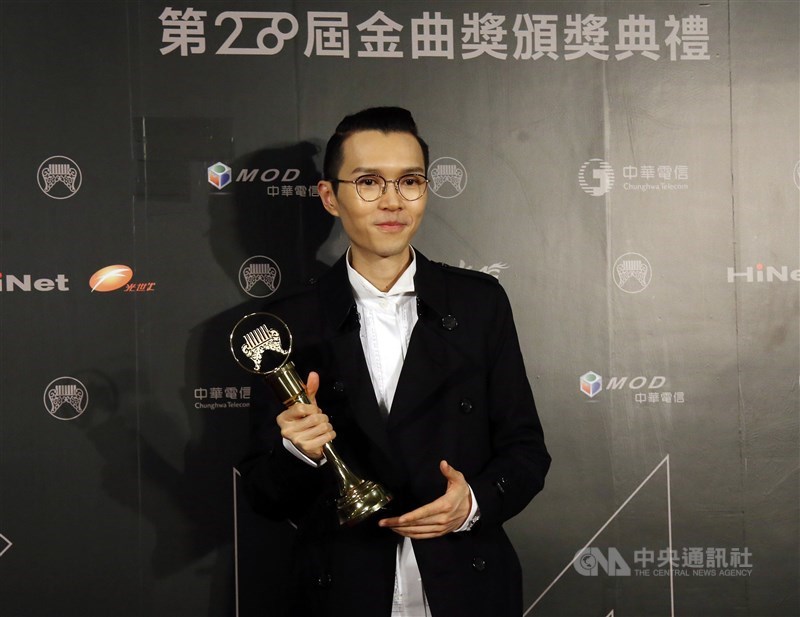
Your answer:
[574,548,631,577]
[43,376,88,420]
[0,271,69,292]
[37,156,82,199]
[613,253,652,293]
[208,162,232,189]
[89,265,133,292]
[238,255,281,298]
[578,159,614,196]
[428,157,467,198]
[580,372,667,398]
[457,260,509,279]
[794,161,800,189]
[727,263,800,283]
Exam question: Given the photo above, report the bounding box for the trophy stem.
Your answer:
[269,362,392,526]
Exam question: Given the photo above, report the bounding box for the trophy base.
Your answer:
[337,480,392,526]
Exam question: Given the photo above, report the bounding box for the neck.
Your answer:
[349,246,413,292]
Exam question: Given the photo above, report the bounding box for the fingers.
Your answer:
[378,462,472,538]
[379,495,462,532]
[277,405,335,460]
[440,460,464,483]
[305,371,320,404]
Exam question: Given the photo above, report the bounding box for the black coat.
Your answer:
[239,250,551,617]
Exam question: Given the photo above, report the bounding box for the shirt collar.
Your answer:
[346,246,417,301]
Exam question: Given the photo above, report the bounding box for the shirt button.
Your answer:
[472,557,486,572]
[441,315,458,330]
[316,573,331,588]
[459,398,473,414]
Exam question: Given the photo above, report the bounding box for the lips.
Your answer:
[375,221,407,231]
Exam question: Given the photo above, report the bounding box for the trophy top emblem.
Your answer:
[230,312,293,375]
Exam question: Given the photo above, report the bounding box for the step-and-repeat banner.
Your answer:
[1,2,798,616]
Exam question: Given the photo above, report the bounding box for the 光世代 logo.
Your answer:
[579,159,614,196]
[239,255,281,298]
[428,157,467,198]
[37,156,82,199]
[89,265,133,292]
[89,265,156,293]
[43,376,88,420]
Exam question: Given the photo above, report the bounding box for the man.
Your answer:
[240,107,550,616]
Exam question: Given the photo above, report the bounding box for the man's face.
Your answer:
[320,130,427,265]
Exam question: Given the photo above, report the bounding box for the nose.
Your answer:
[380,180,403,209]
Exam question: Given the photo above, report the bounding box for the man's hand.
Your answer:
[276,371,335,461]
[378,460,471,539]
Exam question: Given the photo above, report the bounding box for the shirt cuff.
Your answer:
[454,484,480,533]
[282,437,327,468]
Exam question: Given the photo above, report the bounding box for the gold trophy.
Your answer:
[230,312,392,526]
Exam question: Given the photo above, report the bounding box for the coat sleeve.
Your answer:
[237,375,328,522]
[467,283,551,527]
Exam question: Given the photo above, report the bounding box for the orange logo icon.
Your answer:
[89,265,133,292]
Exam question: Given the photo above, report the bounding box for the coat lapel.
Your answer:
[387,317,465,430]
[387,251,470,429]
[317,256,393,461]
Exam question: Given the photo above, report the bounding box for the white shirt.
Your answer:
[285,247,479,617]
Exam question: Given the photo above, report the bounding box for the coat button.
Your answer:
[495,477,507,495]
[315,573,331,587]
[333,381,346,394]
[459,398,473,414]
[472,557,486,572]
[307,277,317,285]
[441,315,458,330]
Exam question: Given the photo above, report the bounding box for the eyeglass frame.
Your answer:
[331,173,430,202]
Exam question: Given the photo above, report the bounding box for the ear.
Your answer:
[317,181,340,217]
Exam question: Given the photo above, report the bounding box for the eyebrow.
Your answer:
[349,166,426,175]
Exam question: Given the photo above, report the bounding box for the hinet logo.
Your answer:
[727,264,800,283]
[0,272,69,292]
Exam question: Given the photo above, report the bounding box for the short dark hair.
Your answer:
[323,107,430,186]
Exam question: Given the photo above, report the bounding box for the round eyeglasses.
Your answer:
[334,173,429,202]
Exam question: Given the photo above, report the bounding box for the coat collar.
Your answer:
[317,247,448,333]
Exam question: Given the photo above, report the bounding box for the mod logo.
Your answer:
[580,372,666,398]
[208,162,232,189]
[580,371,602,398]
